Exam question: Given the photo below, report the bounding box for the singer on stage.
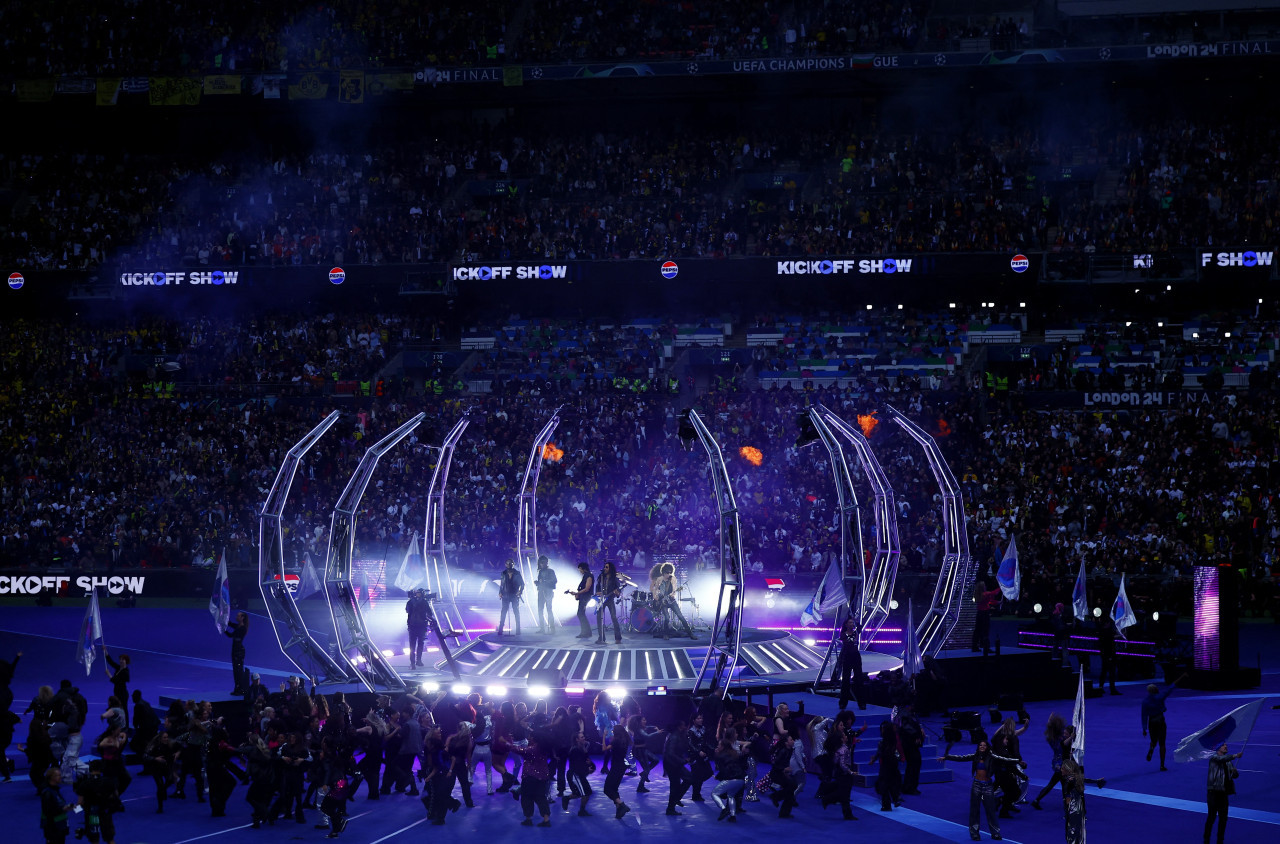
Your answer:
[497,559,524,636]
[534,555,558,634]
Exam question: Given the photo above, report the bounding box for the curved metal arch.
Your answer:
[257,410,353,685]
[804,406,865,687]
[818,408,901,651]
[883,405,974,656]
[323,413,425,691]
[422,413,473,643]
[687,408,747,699]
[515,409,562,629]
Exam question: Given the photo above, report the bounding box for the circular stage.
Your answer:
[398,627,903,692]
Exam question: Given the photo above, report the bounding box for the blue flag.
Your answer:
[1071,559,1089,622]
[996,535,1020,600]
[1110,573,1137,639]
[1174,699,1265,762]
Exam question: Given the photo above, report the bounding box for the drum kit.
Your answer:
[619,576,701,634]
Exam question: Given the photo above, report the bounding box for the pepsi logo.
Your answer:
[660,261,679,279]
[1010,254,1030,273]
[7,272,23,290]
[329,267,346,284]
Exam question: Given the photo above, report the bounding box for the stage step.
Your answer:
[848,740,953,788]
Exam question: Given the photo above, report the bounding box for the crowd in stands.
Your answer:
[7,105,1278,272]
[2,306,1278,621]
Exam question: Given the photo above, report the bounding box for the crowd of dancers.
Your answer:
[0,646,1251,844]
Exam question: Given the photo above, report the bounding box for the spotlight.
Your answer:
[889,599,899,611]
[1033,603,1043,614]
[765,593,776,609]
[402,647,411,656]
[381,649,395,657]
[565,686,586,695]
[866,304,873,311]
[897,304,903,310]
[677,409,697,450]
[486,685,507,697]
[527,684,551,698]
[1092,607,1102,618]
[605,687,627,700]
[794,411,821,448]
[451,683,472,695]
[1152,611,1160,622]
[949,302,957,308]
[420,681,439,693]
[803,637,817,647]
[1019,302,1026,308]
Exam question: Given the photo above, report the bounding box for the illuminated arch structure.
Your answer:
[515,410,562,630]
[257,410,353,685]
[883,405,977,655]
[322,413,425,691]
[421,413,474,644]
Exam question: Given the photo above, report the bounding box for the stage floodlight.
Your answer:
[486,685,508,697]
[677,409,697,450]
[606,686,627,700]
[794,412,821,448]
[1092,607,1102,618]
[1152,611,1160,622]
[527,684,551,698]
[451,683,472,695]
[420,681,439,693]
[889,599,899,610]
[1033,603,1043,614]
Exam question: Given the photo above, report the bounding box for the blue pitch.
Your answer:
[1,605,1277,844]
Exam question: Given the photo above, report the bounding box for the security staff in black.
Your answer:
[533,556,558,634]
[497,560,524,636]
[595,562,624,645]
[405,590,431,668]
[568,563,594,639]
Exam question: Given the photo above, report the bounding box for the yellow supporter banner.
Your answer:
[15,79,55,102]
[338,70,364,103]
[368,72,414,95]
[203,75,242,95]
[287,72,329,100]
[148,77,202,106]
[96,78,121,106]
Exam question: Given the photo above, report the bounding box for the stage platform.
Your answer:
[402,627,904,692]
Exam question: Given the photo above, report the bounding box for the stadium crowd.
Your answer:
[2,306,1278,620]
[6,108,1279,273]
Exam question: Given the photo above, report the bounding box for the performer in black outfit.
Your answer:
[103,650,131,725]
[405,590,431,669]
[496,559,524,636]
[534,555,558,634]
[225,612,249,695]
[835,616,866,710]
[567,563,594,639]
[0,651,20,714]
[654,563,695,640]
[595,562,624,645]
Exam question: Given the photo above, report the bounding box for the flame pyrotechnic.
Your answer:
[857,413,880,438]
[739,446,763,466]
[541,443,565,462]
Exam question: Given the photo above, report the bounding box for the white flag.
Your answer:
[1071,669,1086,765]
[800,559,845,626]
[1110,573,1138,639]
[1174,699,1266,763]
[996,535,1020,600]
[394,532,424,593]
[903,598,923,680]
[78,588,104,676]
[1071,559,1090,622]
[295,553,322,601]
[209,550,230,635]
